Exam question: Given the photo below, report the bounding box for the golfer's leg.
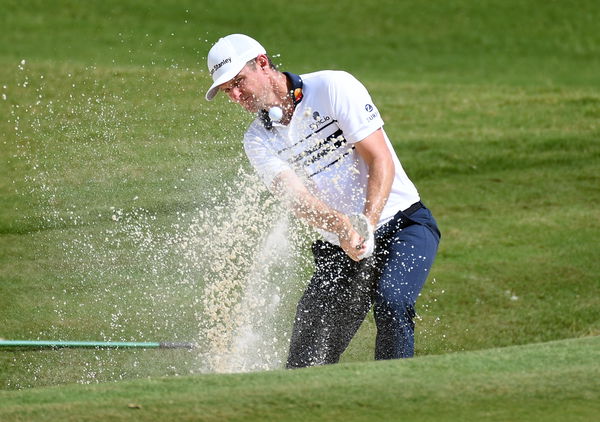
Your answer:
[374,215,440,359]
[322,262,375,363]
[286,276,331,368]
[286,242,374,368]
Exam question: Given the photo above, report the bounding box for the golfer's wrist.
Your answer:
[362,207,381,228]
[334,214,353,241]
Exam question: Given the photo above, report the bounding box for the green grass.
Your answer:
[1,337,599,421]
[1,0,599,418]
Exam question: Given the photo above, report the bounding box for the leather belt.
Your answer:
[403,201,424,216]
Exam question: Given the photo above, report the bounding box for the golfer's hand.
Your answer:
[339,229,366,262]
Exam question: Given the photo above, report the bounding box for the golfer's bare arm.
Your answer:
[271,171,365,261]
[270,128,393,261]
[354,128,395,227]
[271,170,352,235]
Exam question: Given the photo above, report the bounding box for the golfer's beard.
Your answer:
[242,92,270,114]
[242,102,259,113]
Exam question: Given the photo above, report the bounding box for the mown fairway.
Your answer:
[1,0,599,419]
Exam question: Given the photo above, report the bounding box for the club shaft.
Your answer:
[0,340,193,349]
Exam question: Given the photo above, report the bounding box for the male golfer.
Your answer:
[205,34,440,368]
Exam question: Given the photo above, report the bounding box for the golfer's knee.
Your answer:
[376,300,416,329]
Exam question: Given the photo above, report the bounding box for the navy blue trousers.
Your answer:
[286,204,440,368]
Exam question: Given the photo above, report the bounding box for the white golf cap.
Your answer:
[205,34,266,101]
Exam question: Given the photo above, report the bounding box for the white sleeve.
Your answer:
[243,132,291,189]
[328,71,384,143]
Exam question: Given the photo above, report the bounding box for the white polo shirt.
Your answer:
[243,70,420,244]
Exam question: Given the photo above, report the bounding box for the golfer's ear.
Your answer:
[256,54,270,70]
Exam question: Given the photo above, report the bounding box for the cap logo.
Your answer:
[210,57,232,76]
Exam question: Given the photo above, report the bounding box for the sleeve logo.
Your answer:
[365,104,378,122]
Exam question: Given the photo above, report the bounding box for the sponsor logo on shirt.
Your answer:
[309,111,331,130]
[365,104,378,122]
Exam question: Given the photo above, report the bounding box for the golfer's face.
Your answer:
[219,64,267,113]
